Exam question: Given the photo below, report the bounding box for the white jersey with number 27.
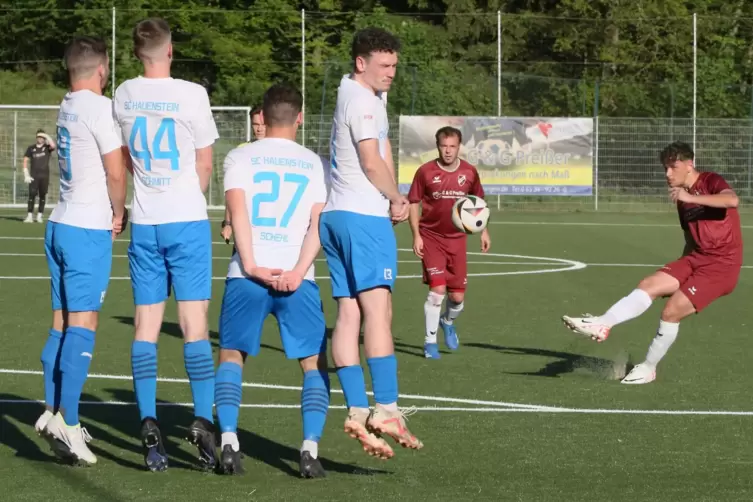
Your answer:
[223,138,328,282]
[112,77,219,225]
[50,90,123,231]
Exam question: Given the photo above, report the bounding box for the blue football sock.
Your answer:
[184,340,215,423]
[366,355,398,405]
[131,340,158,421]
[40,328,63,410]
[215,361,242,434]
[301,369,330,442]
[59,327,95,425]
[335,365,369,409]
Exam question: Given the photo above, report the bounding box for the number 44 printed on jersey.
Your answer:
[128,116,180,171]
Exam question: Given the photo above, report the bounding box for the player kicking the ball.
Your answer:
[38,36,127,465]
[563,141,742,384]
[216,84,330,478]
[408,126,491,359]
[112,18,220,471]
[320,27,422,459]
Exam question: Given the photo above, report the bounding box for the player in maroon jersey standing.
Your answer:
[408,126,491,360]
[563,141,742,384]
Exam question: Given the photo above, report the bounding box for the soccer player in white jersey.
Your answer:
[320,27,423,460]
[112,18,219,472]
[214,83,330,478]
[37,36,127,466]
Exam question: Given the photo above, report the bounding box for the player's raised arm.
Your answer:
[670,175,739,208]
[193,88,219,193]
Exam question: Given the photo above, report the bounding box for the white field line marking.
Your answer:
[0,368,558,411]
[0,250,587,280]
[485,221,753,230]
[4,222,753,234]
[0,399,542,413]
[0,252,566,267]
[2,251,752,271]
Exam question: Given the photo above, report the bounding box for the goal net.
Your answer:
[0,105,251,210]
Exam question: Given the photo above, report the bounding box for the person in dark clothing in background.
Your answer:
[23,128,56,223]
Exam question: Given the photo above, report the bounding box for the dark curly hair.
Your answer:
[351,27,401,62]
[659,141,694,166]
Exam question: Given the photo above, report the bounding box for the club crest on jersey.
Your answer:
[458,174,466,186]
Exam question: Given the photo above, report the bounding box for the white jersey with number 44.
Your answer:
[51,90,123,231]
[223,138,328,282]
[112,77,220,225]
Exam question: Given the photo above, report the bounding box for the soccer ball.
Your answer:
[451,195,490,234]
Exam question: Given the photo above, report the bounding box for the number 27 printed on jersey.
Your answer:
[252,171,309,229]
[128,116,180,172]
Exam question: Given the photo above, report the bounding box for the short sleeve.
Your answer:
[407,165,426,203]
[346,99,380,143]
[706,172,732,194]
[92,101,123,155]
[223,151,245,192]
[24,146,32,158]
[193,87,220,149]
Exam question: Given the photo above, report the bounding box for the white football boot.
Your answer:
[23,213,33,223]
[34,409,54,435]
[36,213,43,223]
[562,314,610,342]
[620,363,656,385]
[43,413,96,465]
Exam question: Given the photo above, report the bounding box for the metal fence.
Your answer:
[2,105,751,212]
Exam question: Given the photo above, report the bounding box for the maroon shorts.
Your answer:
[659,252,741,312]
[421,231,467,292]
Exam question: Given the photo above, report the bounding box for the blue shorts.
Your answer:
[218,278,327,359]
[128,220,212,305]
[44,222,112,312]
[319,210,397,299]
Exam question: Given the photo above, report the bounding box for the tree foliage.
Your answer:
[0,0,752,118]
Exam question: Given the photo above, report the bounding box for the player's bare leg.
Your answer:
[298,353,329,478]
[562,271,679,341]
[42,310,98,465]
[359,287,423,450]
[177,300,218,471]
[132,302,169,471]
[332,298,393,459]
[423,286,444,359]
[216,348,245,475]
[439,290,464,350]
[622,290,695,385]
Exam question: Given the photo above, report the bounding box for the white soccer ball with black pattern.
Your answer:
[451,195,490,234]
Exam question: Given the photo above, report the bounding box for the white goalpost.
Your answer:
[0,104,251,210]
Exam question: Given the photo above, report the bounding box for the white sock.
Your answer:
[424,291,443,344]
[644,320,679,368]
[444,300,464,325]
[221,432,240,452]
[301,439,318,459]
[378,402,398,412]
[598,289,652,327]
